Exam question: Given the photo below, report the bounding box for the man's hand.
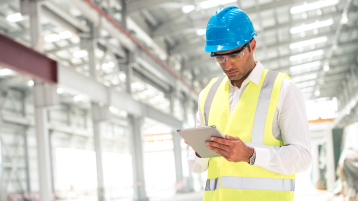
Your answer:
[206,135,254,162]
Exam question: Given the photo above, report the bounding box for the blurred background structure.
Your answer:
[0,0,357,200]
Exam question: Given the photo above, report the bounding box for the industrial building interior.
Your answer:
[0,0,357,200]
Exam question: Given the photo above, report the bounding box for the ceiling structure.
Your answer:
[0,0,357,118]
[127,0,358,100]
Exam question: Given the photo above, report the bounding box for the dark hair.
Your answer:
[247,38,254,53]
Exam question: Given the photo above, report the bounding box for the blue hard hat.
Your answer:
[204,6,257,53]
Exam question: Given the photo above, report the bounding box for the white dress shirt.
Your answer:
[187,61,312,175]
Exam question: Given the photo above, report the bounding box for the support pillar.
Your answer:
[325,129,336,191]
[34,83,56,201]
[84,18,108,201]
[0,123,3,201]
[181,95,194,192]
[128,115,148,201]
[91,103,111,201]
[27,0,56,200]
[169,90,185,193]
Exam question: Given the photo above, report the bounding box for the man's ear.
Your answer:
[250,38,257,53]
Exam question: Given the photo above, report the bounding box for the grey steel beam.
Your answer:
[8,23,56,38]
[41,2,89,34]
[127,0,190,13]
[58,64,182,128]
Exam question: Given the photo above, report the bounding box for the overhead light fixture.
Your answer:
[109,106,119,113]
[290,0,339,14]
[290,19,333,34]
[289,50,324,61]
[289,36,328,49]
[108,62,115,68]
[73,95,84,102]
[119,73,126,80]
[73,50,88,58]
[315,90,320,96]
[44,34,60,43]
[6,13,26,22]
[57,88,64,94]
[27,80,34,87]
[182,5,195,13]
[197,29,206,36]
[289,61,322,74]
[324,65,330,71]
[200,1,219,9]
[317,9,322,15]
[341,14,348,24]
[59,31,73,39]
[0,69,15,76]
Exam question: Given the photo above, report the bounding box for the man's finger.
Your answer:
[211,137,231,145]
[206,141,229,150]
[210,147,229,158]
[225,134,241,141]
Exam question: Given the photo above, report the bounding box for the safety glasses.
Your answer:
[211,43,248,65]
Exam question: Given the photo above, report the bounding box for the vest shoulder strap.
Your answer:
[203,75,226,126]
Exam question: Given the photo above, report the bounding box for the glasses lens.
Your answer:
[228,52,244,62]
[215,56,225,64]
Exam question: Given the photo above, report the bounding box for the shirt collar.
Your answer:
[226,60,264,87]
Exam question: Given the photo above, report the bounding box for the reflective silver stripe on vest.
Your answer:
[205,177,220,191]
[220,176,295,191]
[251,71,279,144]
[203,75,226,126]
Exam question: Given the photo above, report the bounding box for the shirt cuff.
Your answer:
[188,147,209,166]
[253,147,271,168]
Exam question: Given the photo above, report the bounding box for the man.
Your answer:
[187,6,312,201]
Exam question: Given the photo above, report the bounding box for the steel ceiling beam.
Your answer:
[127,0,192,13]
[0,33,57,83]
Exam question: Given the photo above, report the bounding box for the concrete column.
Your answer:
[0,123,3,201]
[28,0,55,200]
[84,20,108,201]
[128,115,148,201]
[33,83,53,201]
[169,90,185,193]
[325,129,336,191]
[120,0,127,30]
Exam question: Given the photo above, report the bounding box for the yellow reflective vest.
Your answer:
[200,69,295,201]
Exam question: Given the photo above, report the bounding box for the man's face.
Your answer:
[214,40,255,81]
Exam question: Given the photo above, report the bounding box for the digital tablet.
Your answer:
[177,125,226,158]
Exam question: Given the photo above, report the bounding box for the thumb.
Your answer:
[225,134,241,140]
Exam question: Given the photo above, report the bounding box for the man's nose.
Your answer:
[223,58,233,71]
